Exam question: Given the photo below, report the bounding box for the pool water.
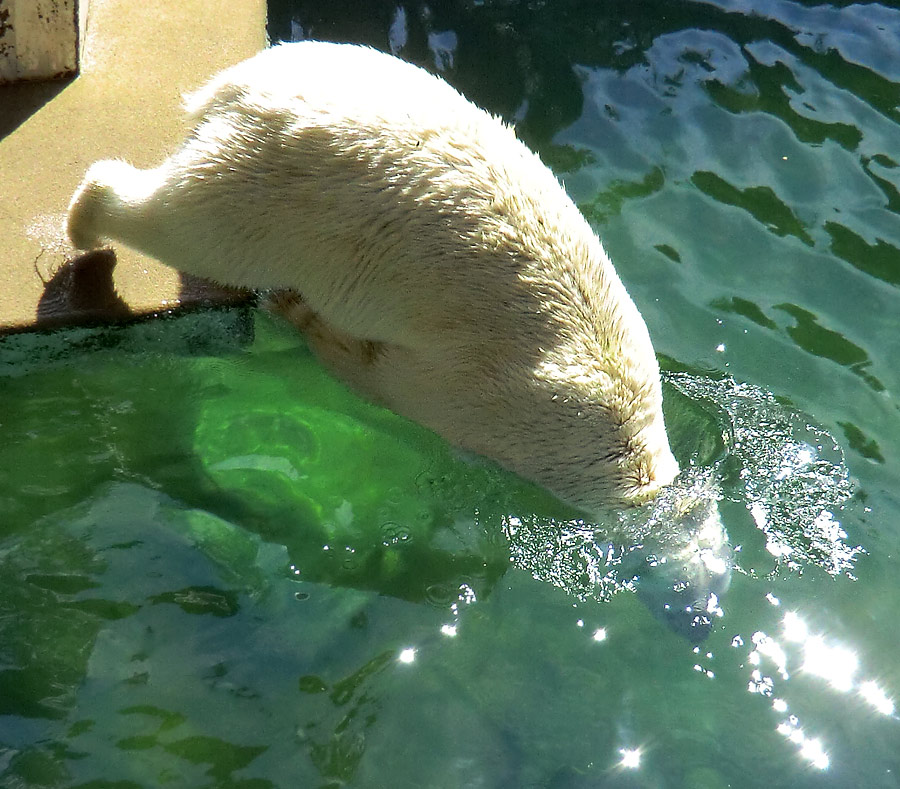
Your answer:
[3,1,900,786]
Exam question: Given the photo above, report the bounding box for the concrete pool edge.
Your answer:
[0,0,266,335]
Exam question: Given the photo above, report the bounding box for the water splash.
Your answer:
[502,468,730,640]
[666,372,860,577]
[502,372,860,641]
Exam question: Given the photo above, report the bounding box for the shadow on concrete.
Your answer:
[0,76,73,140]
[178,272,256,312]
[31,251,253,333]
[36,249,132,328]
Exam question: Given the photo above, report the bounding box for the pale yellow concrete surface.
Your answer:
[0,0,265,333]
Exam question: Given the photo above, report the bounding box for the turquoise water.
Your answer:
[3,1,900,786]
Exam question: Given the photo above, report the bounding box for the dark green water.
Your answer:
[3,1,899,786]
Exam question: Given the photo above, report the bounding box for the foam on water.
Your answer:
[666,372,859,578]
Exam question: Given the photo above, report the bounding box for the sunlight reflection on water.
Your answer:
[736,606,897,773]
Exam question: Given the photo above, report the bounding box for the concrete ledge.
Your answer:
[0,0,265,334]
[0,0,78,84]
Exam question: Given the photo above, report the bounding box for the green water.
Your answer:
[3,1,900,786]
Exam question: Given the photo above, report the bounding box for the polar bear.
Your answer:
[67,41,679,512]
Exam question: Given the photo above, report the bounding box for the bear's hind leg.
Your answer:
[68,160,168,252]
[268,291,390,406]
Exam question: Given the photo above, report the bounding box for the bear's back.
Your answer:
[185,41,481,132]
[181,42,614,350]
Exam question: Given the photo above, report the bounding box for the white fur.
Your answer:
[67,41,679,511]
